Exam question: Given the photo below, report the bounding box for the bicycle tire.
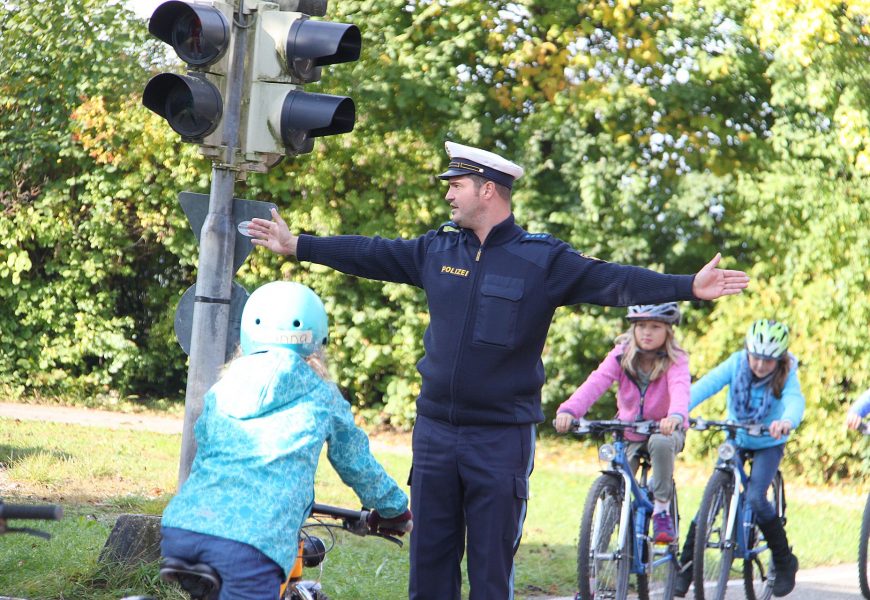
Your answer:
[578,474,630,600]
[859,491,870,599]
[693,470,735,600]
[284,583,330,600]
[742,471,782,600]
[637,481,678,600]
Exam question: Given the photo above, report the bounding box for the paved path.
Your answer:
[538,562,863,599]
[0,401,182,435]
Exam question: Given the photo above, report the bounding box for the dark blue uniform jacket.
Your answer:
[296,215,696,426]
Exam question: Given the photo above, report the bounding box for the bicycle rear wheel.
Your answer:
[743,471,782,600]
[578,474,630,600]
[693,470,735,600]
[859,491,870,599]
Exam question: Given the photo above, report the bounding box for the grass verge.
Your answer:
[1,417,865,599]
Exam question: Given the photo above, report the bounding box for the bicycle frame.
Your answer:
[715,444,767,563]
[691,418,785,599]
[589,421,678,576]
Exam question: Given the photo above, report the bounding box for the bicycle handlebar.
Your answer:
[309,502,404,546]
[0,501,63,539]
[558,418,666,436]
[0,502,63,521]
[689,417,768,437]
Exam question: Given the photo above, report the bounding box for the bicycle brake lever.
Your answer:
[4,527,51,539]
[342,519,370,537]
[374,532,404,547]
[633,421,653,435]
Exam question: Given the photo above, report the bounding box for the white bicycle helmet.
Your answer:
[745,319,789,359]
[626,303,681,325]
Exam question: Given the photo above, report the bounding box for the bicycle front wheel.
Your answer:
[743,471,782,600]
[578,474,631,600]
[859,491,870,599]
[693,470,735,600]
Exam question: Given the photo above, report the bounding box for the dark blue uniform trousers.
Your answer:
[409,415,536,600]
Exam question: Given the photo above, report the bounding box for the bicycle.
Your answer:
[688,418,785,600]
[158,502,407,600]
[562,418,680,600]
[854,420,870,599]
[0,498,63,539]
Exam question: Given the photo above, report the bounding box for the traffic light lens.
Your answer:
[143,73,222,140]
[172,13,223,65]
[149,1,230,67]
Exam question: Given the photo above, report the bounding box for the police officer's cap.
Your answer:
[438,141,524,189]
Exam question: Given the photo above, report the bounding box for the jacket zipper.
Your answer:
[449,239,484,423]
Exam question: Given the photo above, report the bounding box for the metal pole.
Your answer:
[177,6,249,486]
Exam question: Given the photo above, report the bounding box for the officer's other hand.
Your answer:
[768,420,792,440]
[249,208,297,256]
[659,415,682,436]
[692,253,750,300]
[368,509,413,536]
[846,412,863,430]
[554,413,575,434]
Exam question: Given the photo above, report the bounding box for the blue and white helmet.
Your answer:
[239,282,328,357]
[626,302,681,325]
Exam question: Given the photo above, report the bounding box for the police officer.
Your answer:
[247,141,749,600]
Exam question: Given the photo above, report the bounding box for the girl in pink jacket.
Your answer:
[554,302,690,543]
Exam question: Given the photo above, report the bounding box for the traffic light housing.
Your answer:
[241,5,361,164]
[142,1,233,147]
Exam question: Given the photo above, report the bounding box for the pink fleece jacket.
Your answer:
[557,344,690,441]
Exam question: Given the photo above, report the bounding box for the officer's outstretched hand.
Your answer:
[368,509,413,536]
[692,253,750,300]
[249,208,298,256]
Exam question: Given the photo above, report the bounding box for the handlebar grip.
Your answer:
[311,503,366,521]
[0,503,63,521]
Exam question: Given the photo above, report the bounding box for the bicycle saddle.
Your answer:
[159,557,221,600]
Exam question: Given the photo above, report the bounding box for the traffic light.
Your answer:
[142,1,234,148]
[241,4,361,164]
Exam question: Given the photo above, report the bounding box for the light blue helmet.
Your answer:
[239,281,328,357]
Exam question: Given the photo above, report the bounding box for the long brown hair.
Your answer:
[616,322,685,381]
[770,353,791,398]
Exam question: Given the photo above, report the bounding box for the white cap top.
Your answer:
[438,141,524,188]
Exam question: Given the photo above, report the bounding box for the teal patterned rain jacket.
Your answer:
[161,348,408,575]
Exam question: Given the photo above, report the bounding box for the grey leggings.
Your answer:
[626,430,686,503]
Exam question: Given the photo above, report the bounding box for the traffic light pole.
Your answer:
[177,10,249,486]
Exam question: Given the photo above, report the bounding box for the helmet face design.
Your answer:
[626,302,681,325]
[745,319,789,359]
[239,282,328,357]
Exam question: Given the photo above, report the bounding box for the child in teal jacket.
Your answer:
[675,319,804,599]
[161,282,411,600]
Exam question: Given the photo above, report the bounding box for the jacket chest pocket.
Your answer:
[473,275,524,348]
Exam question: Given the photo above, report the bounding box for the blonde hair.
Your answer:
[616,322,684,381]
[223,346,331,380]
[305,348,330,380]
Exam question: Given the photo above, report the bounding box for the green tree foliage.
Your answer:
[0,0,868,477]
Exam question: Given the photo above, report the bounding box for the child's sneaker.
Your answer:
[652,512,675,543]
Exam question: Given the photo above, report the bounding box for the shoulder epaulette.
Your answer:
[569,247,607,262]
[521,232,552,242]
[437,221,460,234]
